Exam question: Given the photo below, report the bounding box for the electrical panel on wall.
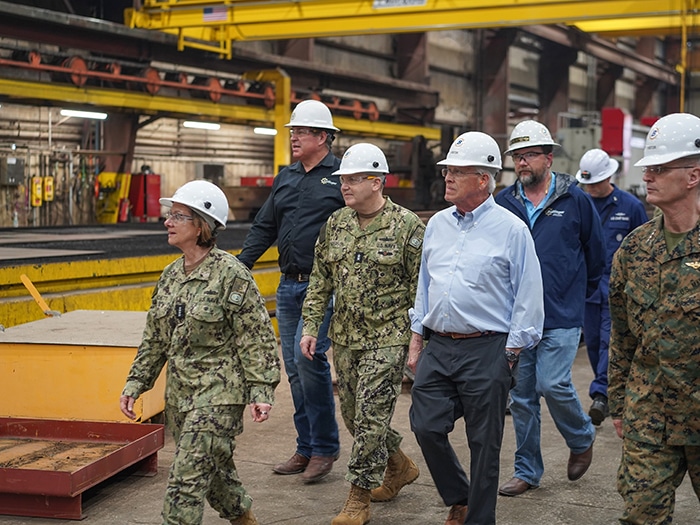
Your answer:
[0,157,24,186]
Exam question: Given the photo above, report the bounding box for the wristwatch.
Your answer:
[505,350,520,363]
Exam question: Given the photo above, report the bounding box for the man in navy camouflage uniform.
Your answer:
[301,143,424,525]
[609,113,700,524]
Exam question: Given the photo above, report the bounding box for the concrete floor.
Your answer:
[0,346,697,525]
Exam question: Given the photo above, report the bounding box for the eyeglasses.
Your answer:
[641,165,697,175]
[512,151,545,163]
[441,167,483,178]
[165,211,194,223]
[289,128,316,137]
[339,175,378,186]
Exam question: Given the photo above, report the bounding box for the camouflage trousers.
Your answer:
[333,343,407,490]
[618,438,700,524]
[162,404,251,525]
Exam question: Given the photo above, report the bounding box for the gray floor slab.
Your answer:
[0,346,696,524]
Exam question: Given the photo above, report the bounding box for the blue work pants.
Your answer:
[509,327,595,486]
[583,300,610,399]
[276,276,339,458]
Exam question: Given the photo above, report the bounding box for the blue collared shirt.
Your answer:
[409,195,544,350]
[519,173,557,226]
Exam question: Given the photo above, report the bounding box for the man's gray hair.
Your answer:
[478,168,499,194]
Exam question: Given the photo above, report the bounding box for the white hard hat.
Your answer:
[505,120,560,154]
[437,131,503,170]
[576,149,619,184]
[635,113,700,167]
[333,143,389,175]
[160,180,229,230]
[285,99,340,132]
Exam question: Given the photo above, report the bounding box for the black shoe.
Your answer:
[589,395,609,426]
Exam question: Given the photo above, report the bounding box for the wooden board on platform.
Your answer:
[0,418,164,520]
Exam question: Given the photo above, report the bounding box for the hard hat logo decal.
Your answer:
[694,138,700,148]
[648,128,659,140]
[510,136,530,145]
[487,155,494,162]
[455,138,464,146]
[372,161,379,168]
[204,201,212,209]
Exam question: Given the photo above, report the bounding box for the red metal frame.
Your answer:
[0,418,164,520]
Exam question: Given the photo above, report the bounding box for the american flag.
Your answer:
[203,6,228,22]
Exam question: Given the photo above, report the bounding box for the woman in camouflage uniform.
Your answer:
[120,180,280,525]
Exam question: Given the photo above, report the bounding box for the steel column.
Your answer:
[480,29,516,149]
[597,64,624,109]
[395,33,433,123]
[538,40,579,133]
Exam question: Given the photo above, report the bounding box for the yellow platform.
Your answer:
[0,310,165,423]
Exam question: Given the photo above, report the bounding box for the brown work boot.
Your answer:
[301,454,336,483]
[370,448,420,502]
[444,504,468,525]
[331,484,371,525]
[230,509,258,525]
[272,452,309,475]
[567,444,593,481]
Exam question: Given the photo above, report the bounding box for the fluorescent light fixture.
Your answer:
[60,109,108,120]
[183,121,220,131]
[254,127,277,136]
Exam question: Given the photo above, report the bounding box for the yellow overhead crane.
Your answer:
[125,0,700,59]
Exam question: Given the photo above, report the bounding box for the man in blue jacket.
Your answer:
[495,120,605,497]
[575,149,649,427]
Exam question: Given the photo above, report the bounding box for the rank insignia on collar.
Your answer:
[685,261,700,270]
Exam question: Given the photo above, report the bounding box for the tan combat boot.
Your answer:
[370,448,420,502]
[331,484,371,525]
[230,509,258,525]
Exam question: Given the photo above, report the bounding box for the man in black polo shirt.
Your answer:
[238,100,344,483]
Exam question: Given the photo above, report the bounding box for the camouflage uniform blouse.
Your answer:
[609,215,700,446]
[302,197,425,349]
[123,247,280,412]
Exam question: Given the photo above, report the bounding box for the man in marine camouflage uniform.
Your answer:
[609,112,700,525]
[300,143,424,525]
[120,181,280,525]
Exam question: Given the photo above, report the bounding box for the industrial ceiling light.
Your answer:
[253,127,277,136]
[60,109,108,120]
[183,121,220,130]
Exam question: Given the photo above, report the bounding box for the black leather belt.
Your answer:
[284,273,310,282]
[435,331,498,339]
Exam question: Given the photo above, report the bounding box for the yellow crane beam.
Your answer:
[0,77,440,143]
[574,15,695,36]
[126,0,699,58]
[0,78,272,123]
